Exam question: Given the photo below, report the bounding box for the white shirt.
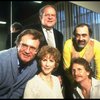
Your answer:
[73,77,100,99]
[42,27,56,48]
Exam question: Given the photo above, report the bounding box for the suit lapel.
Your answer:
[53,29,57,47]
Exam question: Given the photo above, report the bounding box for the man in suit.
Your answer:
[26,4,63,74]
[0,29,43,99]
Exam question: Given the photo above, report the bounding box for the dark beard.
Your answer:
[72,38,84,52]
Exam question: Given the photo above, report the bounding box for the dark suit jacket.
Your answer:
[0,47,38,99]
[25,24,64,76]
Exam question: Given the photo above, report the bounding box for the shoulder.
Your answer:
[92,39,100,45]
[52,75,58,79]
[64,38,72,46]
[90,39,100,50]
[92,77,100,86]
[53,29,63,36]
[0,47,16,58]
[26,75,39,85]
[51,75,60,83]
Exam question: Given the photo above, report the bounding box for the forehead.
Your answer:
[43,54,54,59]
[44,6,56,13]
[76,26,89,34]
[72,63,85,69]
[20,34,38,46]
[21,34,33,41]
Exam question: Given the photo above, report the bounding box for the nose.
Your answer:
[25,47,30,53]
[79,35,84,40]
[48,15,52,19]
[46,60,50,67]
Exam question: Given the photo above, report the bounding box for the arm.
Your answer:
[63,39,74,83]
[63,39,72,71]
[94,40,100,79]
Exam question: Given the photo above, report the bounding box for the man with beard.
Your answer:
[63,23,100,84]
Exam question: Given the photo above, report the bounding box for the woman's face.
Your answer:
[40,54,56,75]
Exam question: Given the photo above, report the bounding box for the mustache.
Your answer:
[78,40,85,43]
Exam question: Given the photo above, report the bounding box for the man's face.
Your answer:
[17,34,40,63]
[75,26,90,49]
[71,63,90,83]
[40,6,57,29]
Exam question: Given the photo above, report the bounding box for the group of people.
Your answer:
[1,4,100,99]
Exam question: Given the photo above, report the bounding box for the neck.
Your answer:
[42,25,52,30]
[79,78,91,93]
[38,72,53,88]
[39,72,51,80]
[79,78,91,99]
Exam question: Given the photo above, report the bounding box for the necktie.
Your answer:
[46,30,54,47]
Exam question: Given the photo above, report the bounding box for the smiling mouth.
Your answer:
[23,54,30,58]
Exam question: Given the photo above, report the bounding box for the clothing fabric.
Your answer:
[73,77,100,99]
[0,47,38,99]
[43,28,56,48]
[23,75,63,99]
[63,38,100,79]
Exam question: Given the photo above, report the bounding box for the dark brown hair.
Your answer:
[15,28,43,48]
[70,57,93,79]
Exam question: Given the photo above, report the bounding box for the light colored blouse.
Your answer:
[23,75,63,99]
[73,77,100,99]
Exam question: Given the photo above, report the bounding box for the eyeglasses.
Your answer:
[19,43,38,52]
[44,14,56,18]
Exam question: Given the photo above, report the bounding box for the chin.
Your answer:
[78,45,85,49]
[22,58,30,63]
[79,44,85,47]
[75,77,82,82]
